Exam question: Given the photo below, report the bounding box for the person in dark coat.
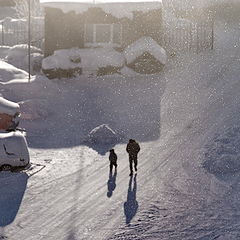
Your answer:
[109,149,118,172]
[126,139,140,176]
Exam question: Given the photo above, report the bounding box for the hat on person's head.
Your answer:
[110,149,114,152]
[129,139,135,143]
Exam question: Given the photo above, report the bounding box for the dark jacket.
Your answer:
[126,140,140,156]
[109,151,117,163]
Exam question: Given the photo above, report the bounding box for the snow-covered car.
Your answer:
[0,131,30,171]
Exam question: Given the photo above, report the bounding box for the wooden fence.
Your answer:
[0,17,44,49]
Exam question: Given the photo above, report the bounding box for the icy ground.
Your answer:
[0,20,240,239]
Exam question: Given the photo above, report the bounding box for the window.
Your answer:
[84,23,122,47]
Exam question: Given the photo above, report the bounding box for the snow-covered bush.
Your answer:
[124,37,167,74]
[6,44,43,74]
[87,124,118,144]
[42,47,124,79]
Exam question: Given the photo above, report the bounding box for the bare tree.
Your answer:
[14,0,43,18]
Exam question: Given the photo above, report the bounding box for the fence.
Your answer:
[0,16,213,54]
[162,19,214,53]
[0,17,44,49]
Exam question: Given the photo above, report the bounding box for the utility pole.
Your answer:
[28,0,31,83]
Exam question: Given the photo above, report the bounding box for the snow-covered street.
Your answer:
[1,7,240,240]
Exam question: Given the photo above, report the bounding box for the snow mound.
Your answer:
[18,99,48,120]
[0,60,28,82]
[42,47,124,77]
[6,44,43,73]
[0,96,20,115]
[203,126,240,174]
[124,37,167,65]
[88,124,118,144]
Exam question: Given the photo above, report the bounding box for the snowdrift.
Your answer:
[6,44,43,74]
[0,60,28,83]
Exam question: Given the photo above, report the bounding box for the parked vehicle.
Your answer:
[0,130,30,171]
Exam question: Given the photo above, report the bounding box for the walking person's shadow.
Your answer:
[107,169,117,198]
[124,174,138,225]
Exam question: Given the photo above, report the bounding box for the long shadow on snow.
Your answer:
[0,172,28,227]
[107,169,117,198]
[25,74,166,153]
[124,174,138,225]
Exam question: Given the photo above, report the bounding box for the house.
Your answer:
[0,97,20,131]
[40,0,166,77]
[40,0,163,57]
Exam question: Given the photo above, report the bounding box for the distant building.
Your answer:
[40,0,163,57]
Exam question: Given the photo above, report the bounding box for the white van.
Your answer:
[0,131,30,171]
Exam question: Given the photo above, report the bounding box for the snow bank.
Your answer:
[6,44,43,73]
[42,47,124,75]
[41,1,162,20]
[0,97,20,116]
[124,37,167,65]
[203,126,240,174]
[0,60,28,83]
[87,124,118,144]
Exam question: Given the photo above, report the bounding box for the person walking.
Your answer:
[126,139,140,176]
[109,149,118,172]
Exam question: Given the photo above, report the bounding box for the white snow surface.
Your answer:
[124,36,167,65]
[1,14,240,240]
[40,0,162,19]
[0,97,20,115]
[0,60,28,83]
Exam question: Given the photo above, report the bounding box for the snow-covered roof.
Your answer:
[40,0,162,19]
[124,37,167,65]
[0,97,20,116]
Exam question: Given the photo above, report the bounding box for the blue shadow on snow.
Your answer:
[0,172,28,227]
[124,174,138,225]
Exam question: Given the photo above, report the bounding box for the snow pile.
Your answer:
[6,44,43,73]
[87,124,118,144]
[0,96,20,115]
[0,60,28,83]
[42,47,124,77]
[203,125,240,174]
[124,37,167,65]
[41,1,162,20]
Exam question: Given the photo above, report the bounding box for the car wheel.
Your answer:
[1,165,12,171]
